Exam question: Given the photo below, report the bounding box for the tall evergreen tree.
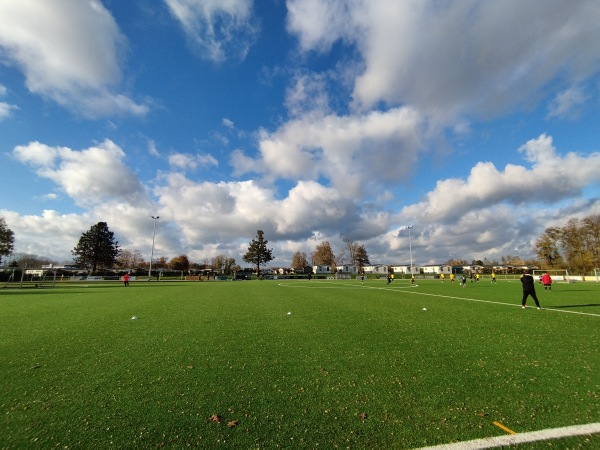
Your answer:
[242,230,273,276]
[72,222,120,274]
[0,217,15,265]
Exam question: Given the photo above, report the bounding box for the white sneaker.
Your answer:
[537,307,541,310]
[522,305,526,309]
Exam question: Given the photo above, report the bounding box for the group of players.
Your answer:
[439,270,553,309]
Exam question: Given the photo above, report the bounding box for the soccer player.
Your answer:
[450,273,455,283]
[491,271,497,283]
[541,272,552,291]
[520,272,541,309]
[122,273,130,287]
[440,273,445,283]
[461,275,467,287]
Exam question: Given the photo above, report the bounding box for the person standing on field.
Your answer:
[541,272,552,291]
[122,273,130,287]
[520,272,541,309]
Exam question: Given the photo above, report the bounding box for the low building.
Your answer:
[421,265,452,275]
[391,265,421,275]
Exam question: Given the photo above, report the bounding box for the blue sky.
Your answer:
[1,0,600,267]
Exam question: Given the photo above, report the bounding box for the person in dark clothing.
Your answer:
[520,273,541,309]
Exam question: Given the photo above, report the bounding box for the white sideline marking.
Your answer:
[277,281,600,317]
[415,422,600,449]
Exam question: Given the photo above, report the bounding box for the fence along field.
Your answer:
[0,278,598,448]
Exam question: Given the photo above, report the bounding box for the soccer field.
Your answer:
[1,279,598,448]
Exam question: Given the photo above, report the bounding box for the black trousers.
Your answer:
[522,290,540,307]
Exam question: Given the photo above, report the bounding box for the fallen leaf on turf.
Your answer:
[227,420,238,428]
[359,413,368,420]
[209,414,222,423]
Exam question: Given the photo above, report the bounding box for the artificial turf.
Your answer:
[0,278,598,448]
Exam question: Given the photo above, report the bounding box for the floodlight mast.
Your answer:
[148,216,160,278]
[407,226,414,276]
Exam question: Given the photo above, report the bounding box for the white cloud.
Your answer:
[0,209,91,261]
[238,106,423,199]
[168,152,219,171]
[286,0,600,123]
[164,0,259,62]
[0,102,17,121]
[0,0,149,118]
[285,72,331,117]
[547,85,589,119]
[401,134,600,224]
[12,140,149,207]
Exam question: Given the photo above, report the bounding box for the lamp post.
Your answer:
[407,226,414,276]
[148,216,160,278]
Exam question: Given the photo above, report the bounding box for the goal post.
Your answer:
[532,269,571,283]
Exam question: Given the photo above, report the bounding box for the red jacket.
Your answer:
[541,273,552,285]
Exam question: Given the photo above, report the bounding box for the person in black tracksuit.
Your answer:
[520,273,541,309]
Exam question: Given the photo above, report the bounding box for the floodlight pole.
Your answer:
[407,226,414,276]
[149,216,160,278]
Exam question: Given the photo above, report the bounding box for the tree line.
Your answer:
[535,214,600,274]
[2,215,598,276]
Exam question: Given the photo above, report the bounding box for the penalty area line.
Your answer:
[415,422,600,449]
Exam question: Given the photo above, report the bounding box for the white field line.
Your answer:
[277,281,600,317]
[415,422,600,449]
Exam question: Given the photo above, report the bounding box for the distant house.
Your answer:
[421,265,452,275]
[391,265,421,275]
[313,265,333,274]
[336,264,359,274]
[363,265,389,275]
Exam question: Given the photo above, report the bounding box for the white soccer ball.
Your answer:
[131,316,137,320]
[422,308,427,311]
[287,312,292,315]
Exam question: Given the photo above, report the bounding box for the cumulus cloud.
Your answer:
[0,0,149,118]
[236,106,424,199]
[12,140,149,207]
[0,209,91,261]
[164,0,259,62]
[401,134,600,224]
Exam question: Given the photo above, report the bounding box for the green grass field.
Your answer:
[1,278,598,448]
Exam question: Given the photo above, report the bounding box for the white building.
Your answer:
[336,264,359,274]
[391,265,421,275]
[421,265,452,275]
[363,265,389,275]
[313,265,333,274]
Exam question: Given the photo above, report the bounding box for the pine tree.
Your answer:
[72,222,120,275]
[242,230,273,277]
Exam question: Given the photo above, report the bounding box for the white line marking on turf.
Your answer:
[277,282,600,317]
[415,422,600,449]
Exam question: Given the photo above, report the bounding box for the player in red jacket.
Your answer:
[541,272,552,291]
